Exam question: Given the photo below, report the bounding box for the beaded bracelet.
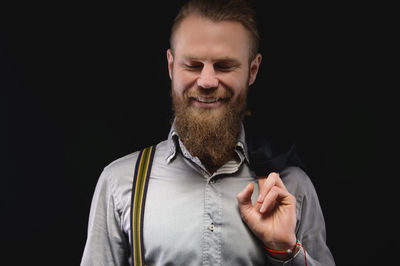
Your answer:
[264,241,307,265]
[264,241,297,255]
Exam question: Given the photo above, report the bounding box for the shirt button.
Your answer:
[209,223,215,232]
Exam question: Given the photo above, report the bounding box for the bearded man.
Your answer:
[81,0,335,265]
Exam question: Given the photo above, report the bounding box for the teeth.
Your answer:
[196,97,219,103]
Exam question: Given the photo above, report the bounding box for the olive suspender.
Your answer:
[130,146,155,266]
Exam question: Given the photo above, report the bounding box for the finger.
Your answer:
[257,172,281,203]
[256,176,267,203]
[270,172,288,192]
[257,176,267,192]
[259,186,292,214]
[236,182,254,211]
[257,172,290,204]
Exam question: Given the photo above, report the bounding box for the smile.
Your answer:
[194,97,221,103]
[189,96,227,108]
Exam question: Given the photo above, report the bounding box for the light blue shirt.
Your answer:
[81,122,335,265]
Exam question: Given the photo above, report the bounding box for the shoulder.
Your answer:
[94,140,169,210]
[93,151,140,208]
[100,140,169,187]
[280,166,324,224]
[103,150,140,176]
[280,166,318,199]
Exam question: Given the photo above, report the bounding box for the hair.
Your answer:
[170,0,260,60]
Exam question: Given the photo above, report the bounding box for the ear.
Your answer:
[248,53,262,86]
[167,49,174,80]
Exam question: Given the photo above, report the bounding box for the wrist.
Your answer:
[263,234,297,252]
[264,240,300,261]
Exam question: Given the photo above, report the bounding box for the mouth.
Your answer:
[189,96,227,108]
[194,97,221,103]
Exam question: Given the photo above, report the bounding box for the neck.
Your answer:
[198,150,236,174]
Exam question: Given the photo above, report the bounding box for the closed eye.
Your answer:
[214,58,240,72]
[185,64,202,69]
[215,64,234,71]
[182,60,203,71]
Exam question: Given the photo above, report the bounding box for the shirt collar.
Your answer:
[166,119,250,164]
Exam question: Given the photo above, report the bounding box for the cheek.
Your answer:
[172,71,196,96]
[221,72,249,99]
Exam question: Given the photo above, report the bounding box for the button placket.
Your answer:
[202,176,222,265]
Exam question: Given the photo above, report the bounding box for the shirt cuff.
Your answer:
[266,242,307,266]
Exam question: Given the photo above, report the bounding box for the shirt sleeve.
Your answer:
[81,168,130,266]
[266,167,336,266]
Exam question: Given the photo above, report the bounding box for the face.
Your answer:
[166,14,262,172]
[167,14,262,117]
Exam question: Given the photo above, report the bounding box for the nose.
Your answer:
[197,64,219,89]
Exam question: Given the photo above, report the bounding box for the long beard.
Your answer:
[172,87,247,173]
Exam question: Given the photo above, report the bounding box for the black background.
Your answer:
[1,1,392,265]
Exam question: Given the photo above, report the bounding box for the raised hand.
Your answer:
[237,172,298,258]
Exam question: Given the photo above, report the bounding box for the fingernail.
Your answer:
[246,183,252,190]
[260,205,265,213]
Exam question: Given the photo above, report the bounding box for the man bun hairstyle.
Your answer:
[170,0,260,61]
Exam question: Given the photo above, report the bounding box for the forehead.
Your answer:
[172,14,251,62]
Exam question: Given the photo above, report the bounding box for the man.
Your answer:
[81,0,335,265]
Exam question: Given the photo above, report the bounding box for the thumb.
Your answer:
[236,182,254,210]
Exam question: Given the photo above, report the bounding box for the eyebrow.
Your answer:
[182,55,241,65]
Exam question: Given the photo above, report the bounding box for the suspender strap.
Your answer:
[130,146,156,266]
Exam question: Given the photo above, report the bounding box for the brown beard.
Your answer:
[172,87,247,173]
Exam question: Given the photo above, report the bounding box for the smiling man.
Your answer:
[81,0,335,265]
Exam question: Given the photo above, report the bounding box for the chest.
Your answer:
[138,163,270,266]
